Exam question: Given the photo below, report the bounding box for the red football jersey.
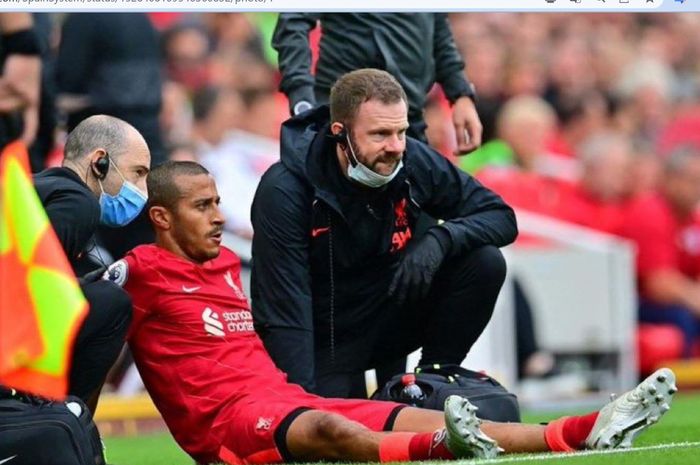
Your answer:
[557,184,629,235]
[109,244,304,459]
[618,194,700,292]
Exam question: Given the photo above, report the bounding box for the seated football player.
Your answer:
[104,161,676,465]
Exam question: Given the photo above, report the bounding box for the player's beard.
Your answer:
[172,221,221,264]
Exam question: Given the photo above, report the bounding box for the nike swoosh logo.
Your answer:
[0,456,17,464]
[311,227,330,238]
[182,286,201,293]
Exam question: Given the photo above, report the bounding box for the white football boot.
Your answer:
[585,367,677,449]
[443,395,504,459]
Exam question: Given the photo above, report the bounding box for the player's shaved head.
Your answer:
[147,161,210,211]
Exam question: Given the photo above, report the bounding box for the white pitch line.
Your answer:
[445,441,700,465]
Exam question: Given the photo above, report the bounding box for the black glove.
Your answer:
[388,231,448,306]
[78,266,107,287]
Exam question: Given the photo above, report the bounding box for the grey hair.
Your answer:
[577,132,631,167]
[63,115,134,161]
[665,145,700,174]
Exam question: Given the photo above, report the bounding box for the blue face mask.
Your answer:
[98,161,148,227]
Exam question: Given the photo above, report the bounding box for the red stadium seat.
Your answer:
[637,324,684,376]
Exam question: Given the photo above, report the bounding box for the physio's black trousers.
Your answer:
[69,280,132,404]
[314,245,507,398]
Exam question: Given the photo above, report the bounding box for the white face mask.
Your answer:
[343,131,403,188]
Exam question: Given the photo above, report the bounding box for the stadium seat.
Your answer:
[637,324,684,376]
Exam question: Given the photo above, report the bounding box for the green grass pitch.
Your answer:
[103,394,700,465]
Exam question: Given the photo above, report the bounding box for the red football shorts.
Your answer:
[213,388,405,464]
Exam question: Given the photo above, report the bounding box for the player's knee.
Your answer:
[310,413,357,456]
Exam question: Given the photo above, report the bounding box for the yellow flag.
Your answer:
[0,141,88,399]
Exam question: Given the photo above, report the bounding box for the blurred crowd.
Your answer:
[445,14,700,372]
[21,12,700,373]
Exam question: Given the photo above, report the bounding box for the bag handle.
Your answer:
[415,364,500,385]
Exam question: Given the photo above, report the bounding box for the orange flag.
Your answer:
[0,141,88,399]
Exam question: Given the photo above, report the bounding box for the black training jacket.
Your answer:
[273,13,474,121]
[250,106,517,392]
[33,167,101,274]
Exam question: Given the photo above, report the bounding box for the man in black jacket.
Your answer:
[33,114,150,411]
[273,13,482,154]
[251,69,516,398]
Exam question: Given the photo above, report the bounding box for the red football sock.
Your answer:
[379,433,414,462]
[409,429,455,460]
[378,430,455,462]
[544,412,599,452]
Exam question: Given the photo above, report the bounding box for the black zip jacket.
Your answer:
[250,106,516,391]
[33,167,100,274]
[273,13,474,122]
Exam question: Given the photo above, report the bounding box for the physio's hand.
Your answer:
[452,96,483,155]
[388,233,447,306]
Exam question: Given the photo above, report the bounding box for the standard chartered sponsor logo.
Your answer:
[222,310,254,332]
[201,307,254,336]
